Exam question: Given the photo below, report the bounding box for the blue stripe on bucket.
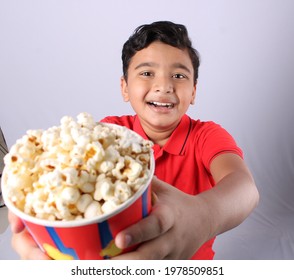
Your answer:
[45,227,79,259]
[97,221,113,259]
[142,188,149,218]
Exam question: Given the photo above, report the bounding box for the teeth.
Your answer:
[148,101,174,108]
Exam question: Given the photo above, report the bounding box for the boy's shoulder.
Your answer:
[100,115,135,129]
[182,115,221,134]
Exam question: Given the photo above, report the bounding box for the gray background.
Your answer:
[1,0,294,259]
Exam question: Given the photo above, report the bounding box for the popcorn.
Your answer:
[3,112,153,221]
[84,201,102,219]
[114,181,132,202]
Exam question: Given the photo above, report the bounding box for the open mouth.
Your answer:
[147,101,174,109]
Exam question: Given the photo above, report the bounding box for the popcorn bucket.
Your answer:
[2,154,154,260]
[1,116,155,260]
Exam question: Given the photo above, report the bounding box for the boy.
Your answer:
[8,21,259,259]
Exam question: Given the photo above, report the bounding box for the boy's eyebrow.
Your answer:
[172,63,191,74]
[134,62,191,73]
[134,62,157,70]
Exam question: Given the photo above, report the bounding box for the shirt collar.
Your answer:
[133,114,191,156]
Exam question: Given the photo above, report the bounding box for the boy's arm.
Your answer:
[199,153,259,240]
[113,153,259,259]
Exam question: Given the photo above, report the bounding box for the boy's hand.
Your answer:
[112,176,208,259]
[112,153,259,260]
[8,211,50,260]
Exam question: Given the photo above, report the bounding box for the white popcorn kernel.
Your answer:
[47,214,58,221]
[101,197,120,214]
[61,167,79,186]
[18,141,37,158]
[9,187,25,206]
[76,133,91,147]
[70,156,83,168]
[57,152,70,165]
[32,200,46,215]
[61,187,80,204]
[60,130,75,151]
[131,142,142,153]
[6,172,32,190]
[3,152,17,166]
[24,192,34,214]
[86,158,97,170]
[136,153,150,164]
[77,112,96,129]
[39,169,63,188]
[55,197,73,220]
[70,145,85,157]
[76,194,93,213]
[104,145,120,162]
[86,141,105,162]
[123,156,143,181]
[27,129,43,141]
[77,170,90,184]
[74,215,83,220]
[60,116,74,127]
[70,127,81,144]
[112,156,125,179]
[88,169,98,183]
[128,174,149,191]
[95,130,116,149]
[114,181,132,202]
[39,158,59,170]
[43,202,58,215]
[98,160,114,174]
[84,201,102,219]
[41,126,60,149]
[94,177,114,201]
[79,182,94,193]
[117,131,136,149]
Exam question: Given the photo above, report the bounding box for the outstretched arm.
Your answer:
[113,153,259,259]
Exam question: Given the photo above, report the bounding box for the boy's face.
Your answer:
[121,41,196,136]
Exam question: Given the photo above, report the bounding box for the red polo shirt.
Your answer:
[101,114,243,259]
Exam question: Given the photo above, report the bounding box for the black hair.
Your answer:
[122,21,200,83]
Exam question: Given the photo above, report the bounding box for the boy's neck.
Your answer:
[149,132,171,147]
[140,120,179,147]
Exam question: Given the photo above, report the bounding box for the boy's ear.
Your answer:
[190,83,197,105]
[120,76,129,102]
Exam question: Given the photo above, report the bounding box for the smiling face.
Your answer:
[121,41,196,144]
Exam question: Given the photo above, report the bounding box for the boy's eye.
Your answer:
[140,71,153,77]
[173,73,186,79]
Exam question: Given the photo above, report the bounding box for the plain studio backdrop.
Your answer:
[1,0,293,259]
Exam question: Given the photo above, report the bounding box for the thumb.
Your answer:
[150,176,171,202]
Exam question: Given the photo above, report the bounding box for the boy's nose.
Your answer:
[152,76,173,93]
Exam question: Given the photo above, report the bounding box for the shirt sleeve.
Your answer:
[99,116,116,123]
[197,122,243,171]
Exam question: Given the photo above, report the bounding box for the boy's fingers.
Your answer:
[151,176,168,193]
[8,210,25,233]
[115,176,175,249]
[112,233,170,260]
[115,203,174,249]
[11,229,50,260]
